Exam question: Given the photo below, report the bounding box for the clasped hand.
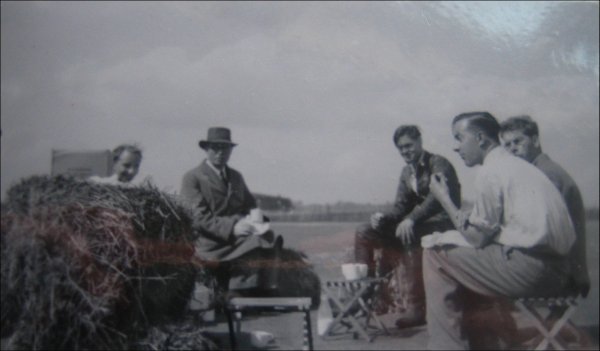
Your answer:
[429,172,449,200]
[395,218,415,246]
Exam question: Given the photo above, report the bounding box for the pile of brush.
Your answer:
[0,175,213,350]
[1,174,322,350]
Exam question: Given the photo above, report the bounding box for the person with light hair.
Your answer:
[89,143,142,186]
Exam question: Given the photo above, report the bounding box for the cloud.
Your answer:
[1,1,598,206]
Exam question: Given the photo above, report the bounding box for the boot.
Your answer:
[393,249,426,329]
[258,240,282,294]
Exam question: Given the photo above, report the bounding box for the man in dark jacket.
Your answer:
[500,115,589,297]
[354,125,461,328]
[181,127,282,295]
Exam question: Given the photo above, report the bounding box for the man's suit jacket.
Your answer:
[181,160,263,261]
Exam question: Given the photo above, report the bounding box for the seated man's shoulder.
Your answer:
[227,167,245,179]
[428,152,455,169]
[183,164,207,179]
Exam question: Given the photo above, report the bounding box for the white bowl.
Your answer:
[341,263,368,280]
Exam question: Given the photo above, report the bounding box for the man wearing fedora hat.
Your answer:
[181,127,283,297]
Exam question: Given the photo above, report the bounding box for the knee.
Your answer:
[422,248,438,270]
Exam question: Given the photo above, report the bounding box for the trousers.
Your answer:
[423,243,571,350]
[354,219,453,315]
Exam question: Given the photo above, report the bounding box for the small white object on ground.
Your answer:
[250,330,275,348]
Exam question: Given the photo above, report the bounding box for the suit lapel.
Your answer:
[200,161,232,213]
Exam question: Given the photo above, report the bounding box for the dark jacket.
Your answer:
[181,160,270,261]
[383,150,461,226]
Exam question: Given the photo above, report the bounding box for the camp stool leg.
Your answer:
[225,297,314,351]
[359,292,389,335]
[322,278,387,342]
[322,280,373,341]
[303,307,314,351]
[514,296,579,350]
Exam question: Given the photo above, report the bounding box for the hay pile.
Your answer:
[1,174,321,350]
[1,175,209,350]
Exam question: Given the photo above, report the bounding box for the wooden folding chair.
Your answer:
[513,295,582,350]
[320,278,389,342]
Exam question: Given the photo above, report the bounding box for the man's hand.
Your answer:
[429,172,449,200]
[233,219,254,236]
[370,212,384,230]
[395,218,415,246]
[456,209,470,231]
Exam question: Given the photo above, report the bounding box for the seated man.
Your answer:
[89,144,142,186]
[354,125,460,328]
[180,127,283,297]
[500,115,590,297]
[424,111,576,350]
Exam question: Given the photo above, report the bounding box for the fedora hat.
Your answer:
[199,127,237,149]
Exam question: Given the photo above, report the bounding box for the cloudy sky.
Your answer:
[1,1,598,207]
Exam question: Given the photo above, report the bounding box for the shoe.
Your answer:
[395,316,426,329]
[274,235,284,250]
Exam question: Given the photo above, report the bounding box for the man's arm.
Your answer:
[383,169,412,224]
[405,157,460,223]
[429,173,498,248]
[181,172,241,241]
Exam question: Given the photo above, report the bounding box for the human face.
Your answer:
[113,150,141,183]
[500,130,540,163]
[206,143,233,168]
[395,135,423,165]
[452,119,484,167]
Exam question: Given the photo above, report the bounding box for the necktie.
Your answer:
[220,169,228,184]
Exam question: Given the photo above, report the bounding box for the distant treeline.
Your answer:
[264,201,392,222]
[254,193,293,212]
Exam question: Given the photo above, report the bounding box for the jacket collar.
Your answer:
[408,150,431,173]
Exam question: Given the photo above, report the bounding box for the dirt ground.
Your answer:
[2,221,597,350]
[197,221,600,350]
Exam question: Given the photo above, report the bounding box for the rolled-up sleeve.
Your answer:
[384,169,412,223]
[468,171,502,240]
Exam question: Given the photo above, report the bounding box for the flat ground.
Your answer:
[201,220,600,350]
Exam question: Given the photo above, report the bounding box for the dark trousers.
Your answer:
[354,219,454,316]
[354,219,454,277]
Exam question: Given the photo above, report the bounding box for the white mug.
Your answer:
[250,208,263,223]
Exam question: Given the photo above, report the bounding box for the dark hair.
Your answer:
[112,144,142,163]
[393,125,421,144]
[499,115,539,137]
[452,111,500,143]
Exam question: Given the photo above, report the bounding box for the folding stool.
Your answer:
[321,277,389,342]
[513,295,581,350]
[225,297,314,350]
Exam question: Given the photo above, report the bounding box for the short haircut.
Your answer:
[393,125,421,144]
[452,111,500,143]
[112,144,142,163]
[499,115,539,137]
